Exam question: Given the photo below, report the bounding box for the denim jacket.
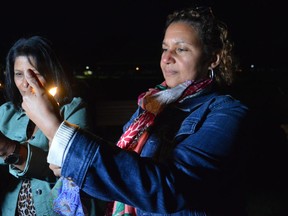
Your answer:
[62,91,249,216]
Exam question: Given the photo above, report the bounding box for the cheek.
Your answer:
[14,78,21,89]
[160,62,164,72]
[160,57,165,67]
[183,71,196,81]
[181,62,198,80]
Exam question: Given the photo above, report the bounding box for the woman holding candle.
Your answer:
[0,36,100,215]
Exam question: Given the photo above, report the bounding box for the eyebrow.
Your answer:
[162,41,194,47]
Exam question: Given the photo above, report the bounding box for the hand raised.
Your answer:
[21,69,63,141]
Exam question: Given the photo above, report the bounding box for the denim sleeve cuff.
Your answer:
[47,121,78,166]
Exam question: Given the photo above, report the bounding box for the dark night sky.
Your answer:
[1,3,288,213]
[0,0,286,72]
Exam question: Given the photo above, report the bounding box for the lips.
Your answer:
[164,69,177,77]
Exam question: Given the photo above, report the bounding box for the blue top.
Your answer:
[0,97,92,215]
[60,91,250,215]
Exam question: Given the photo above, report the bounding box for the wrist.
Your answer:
[0,139,18,158]
[47,121,78,166]
[48,121,62,141]
[3,141,26,165]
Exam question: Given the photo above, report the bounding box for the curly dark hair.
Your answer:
[165,6,236,87]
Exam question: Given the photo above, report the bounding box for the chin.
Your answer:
[166,82,177,88]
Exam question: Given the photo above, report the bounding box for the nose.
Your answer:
[22,79,29,88]
[161,50,175,64]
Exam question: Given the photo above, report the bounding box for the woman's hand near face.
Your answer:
[21,69,63,142]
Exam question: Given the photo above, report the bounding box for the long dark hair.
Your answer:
[5,35,73,110]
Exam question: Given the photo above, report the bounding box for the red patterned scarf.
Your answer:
[108,78,213,216]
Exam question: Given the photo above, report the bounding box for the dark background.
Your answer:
[0,1,288,215]
[0,0,287,70]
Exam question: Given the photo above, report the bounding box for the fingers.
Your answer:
[24,69,45,95]
[49,164,62,177]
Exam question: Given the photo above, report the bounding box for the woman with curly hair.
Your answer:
[23,6,249,216]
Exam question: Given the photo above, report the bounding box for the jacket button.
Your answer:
[36,189,42,195]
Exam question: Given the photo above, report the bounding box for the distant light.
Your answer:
[250,64,255,69]
[83,65,93,76]
[84,70,93,76]
[135,66,140,71]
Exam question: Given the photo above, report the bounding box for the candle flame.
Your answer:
[49,87,57,97]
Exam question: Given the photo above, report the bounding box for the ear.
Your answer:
[210,53,221,69]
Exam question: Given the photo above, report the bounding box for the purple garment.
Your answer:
[50,176,86,216]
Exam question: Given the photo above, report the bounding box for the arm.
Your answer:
[22,69,62,141]
[22,68,248,213]
[23,98,90,179]
[55,101,248,213]
[21,69,90,179]
[0,133,27,170]
[0,104,29,170]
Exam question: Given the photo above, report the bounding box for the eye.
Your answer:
[176,47,188,53]
[14,71,23,76]
[161,47,168,53]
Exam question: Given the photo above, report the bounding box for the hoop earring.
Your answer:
[208,68,214,79]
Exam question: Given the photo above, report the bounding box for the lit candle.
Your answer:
[48,87,57,97]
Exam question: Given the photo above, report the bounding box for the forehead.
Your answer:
[14,56,36,68]
[164,22,200,45]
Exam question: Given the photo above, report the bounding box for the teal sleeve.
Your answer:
[61,97,91,130]
[10,97,91,180]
